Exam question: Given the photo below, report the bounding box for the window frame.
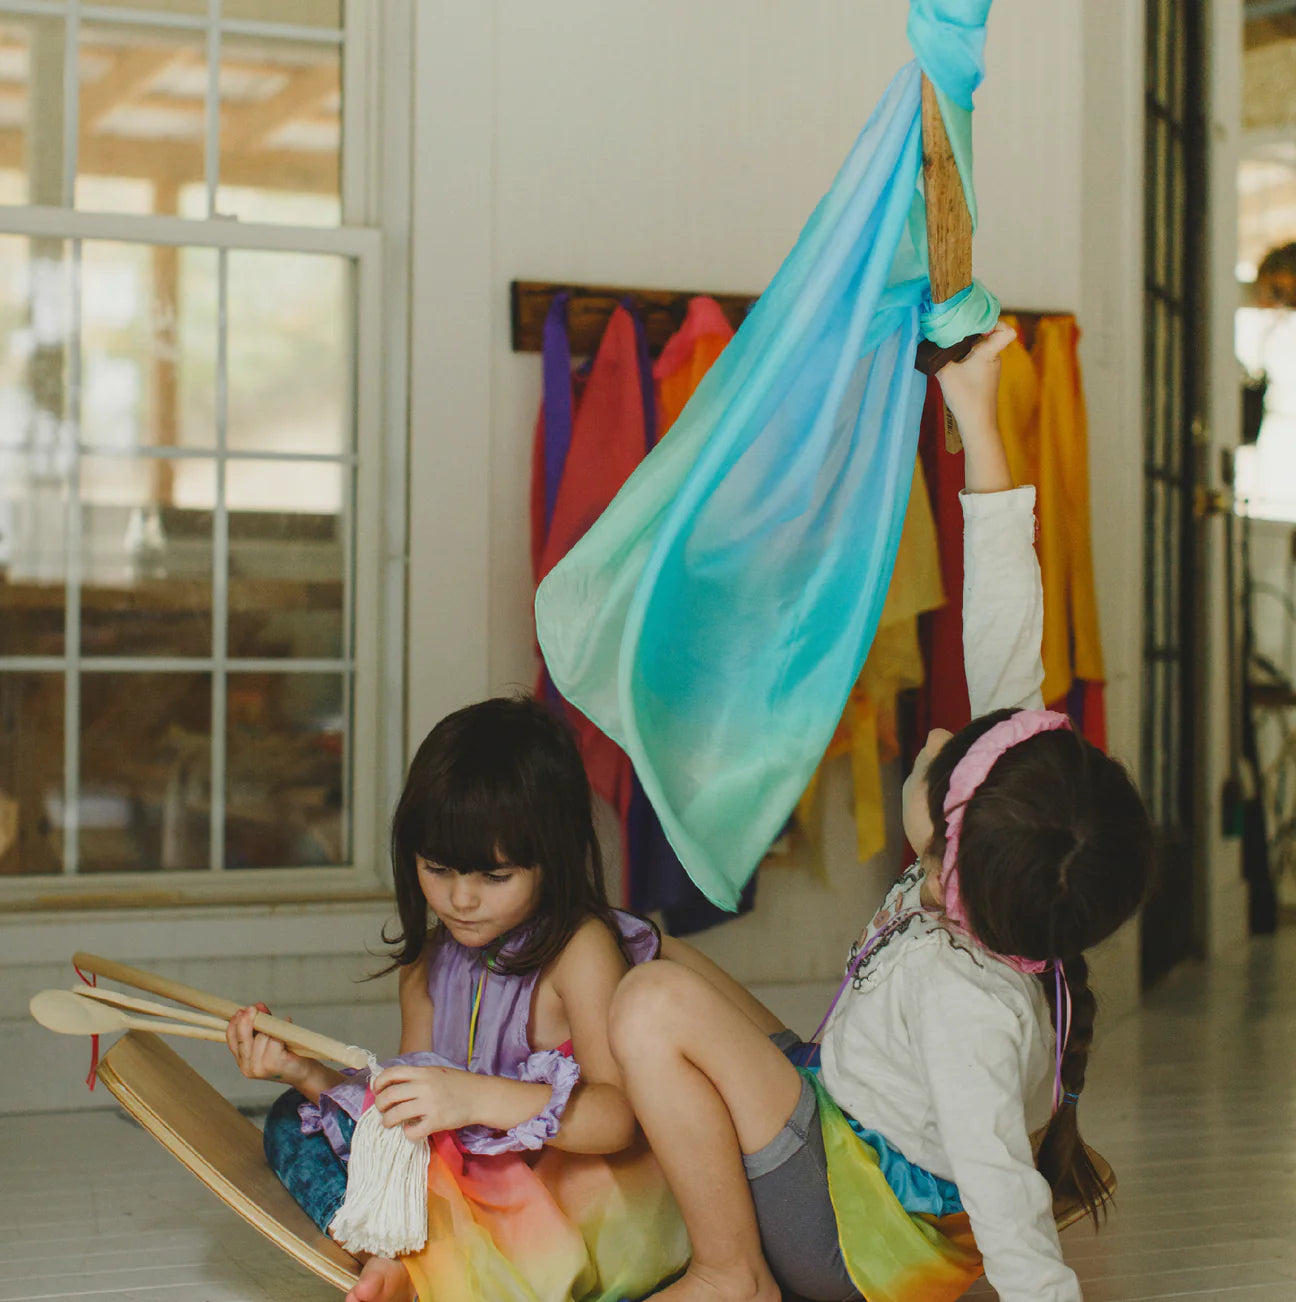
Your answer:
[0,0,409,908]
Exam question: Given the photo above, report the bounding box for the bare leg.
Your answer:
[659,936,787,1037]
[344,1256,414,1302]
[610,960,804,1302]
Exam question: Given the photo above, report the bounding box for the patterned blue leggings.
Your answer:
[263,1088,353,1232]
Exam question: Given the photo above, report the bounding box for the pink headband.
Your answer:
[940,709,1072,976]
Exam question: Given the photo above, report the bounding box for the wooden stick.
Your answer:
[72,952,371,1070]
[72,984,231,1031]
[75,951,244,1018]
[117,1018,231,1044]
[919,74,976,454]
[921,77,974,316]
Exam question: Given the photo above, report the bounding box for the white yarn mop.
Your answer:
[328,1054,430,1256]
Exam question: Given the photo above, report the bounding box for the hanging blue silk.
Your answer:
[908,0,992,228]
[908,0,992,109]
[535,6,996,909]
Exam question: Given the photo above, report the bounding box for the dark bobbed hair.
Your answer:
[925,708,1155,1226]
[383,695,637,977]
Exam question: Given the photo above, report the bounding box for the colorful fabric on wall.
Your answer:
[654,296,736,436]
[994,315,1105,741]
[917,380,971,738]
[1034,316,1104,707]
[530,296,653,843]
[536,6,999,909]
[798,456,945,865]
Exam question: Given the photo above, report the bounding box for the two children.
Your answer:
[231,324,1151,1302]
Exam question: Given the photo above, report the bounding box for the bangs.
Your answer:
[384,695,636,977]
[399,756,541,874]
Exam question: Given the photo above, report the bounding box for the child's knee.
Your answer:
[610,960,694,1060]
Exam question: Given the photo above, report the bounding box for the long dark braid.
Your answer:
[1035,954,1107,1222]
[926,709,1153,1226]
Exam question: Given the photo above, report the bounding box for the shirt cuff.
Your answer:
[959,484,1036,518]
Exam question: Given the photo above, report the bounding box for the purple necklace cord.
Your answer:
[808,908,920,1045]
[1053,960,1074,1114]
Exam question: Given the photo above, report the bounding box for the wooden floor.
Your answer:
[3,932,1295,1301]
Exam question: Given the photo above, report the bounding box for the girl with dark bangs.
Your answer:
[226,697,689,1302]
[386,697,636,979]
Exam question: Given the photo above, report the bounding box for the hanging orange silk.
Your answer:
[1033,317,1105,704]
[654,297,735,437]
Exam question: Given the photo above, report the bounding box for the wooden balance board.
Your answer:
[97,1030,361,1292]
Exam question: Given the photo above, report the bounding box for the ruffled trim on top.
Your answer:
[458,1049,582,1154]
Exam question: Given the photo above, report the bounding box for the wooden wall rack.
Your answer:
[510,279,1072,358]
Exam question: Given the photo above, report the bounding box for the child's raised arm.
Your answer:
[936,321,1047,717]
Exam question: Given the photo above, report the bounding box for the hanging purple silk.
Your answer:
[541,292,573,531]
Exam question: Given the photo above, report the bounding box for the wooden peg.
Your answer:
[919,73,981,453]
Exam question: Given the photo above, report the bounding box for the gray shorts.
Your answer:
[742,1031,862,1302]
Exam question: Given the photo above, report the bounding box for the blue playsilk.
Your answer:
[536,3,996,909]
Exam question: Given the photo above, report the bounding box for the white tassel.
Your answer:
[328,1054,430,1257]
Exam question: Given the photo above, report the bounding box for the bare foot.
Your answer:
[344,1255,415,1302]
[649,1263,782,1302]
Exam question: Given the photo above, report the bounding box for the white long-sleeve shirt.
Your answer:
[819,486,1081,1302]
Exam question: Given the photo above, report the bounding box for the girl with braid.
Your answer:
[609,323,1154,1302]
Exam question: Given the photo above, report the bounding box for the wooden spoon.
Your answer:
[30,989,228,1045]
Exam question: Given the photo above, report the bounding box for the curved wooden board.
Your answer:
[97,1031,361,1293]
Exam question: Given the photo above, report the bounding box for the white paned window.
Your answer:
[0,0,404,904]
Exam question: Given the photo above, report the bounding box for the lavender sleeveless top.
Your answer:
[305,910,657,1158]
[430,910,659,1076]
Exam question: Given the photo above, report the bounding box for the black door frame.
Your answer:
[1140,0,1209,986]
